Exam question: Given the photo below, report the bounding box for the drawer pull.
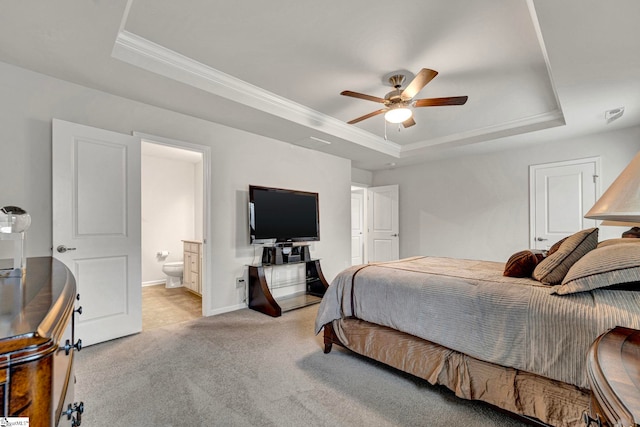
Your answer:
[582,412,602,427]
[63,338,83,355]
[66,401,84,426]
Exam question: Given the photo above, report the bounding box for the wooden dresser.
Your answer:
[0,257,84,426]
[586,326,640,426]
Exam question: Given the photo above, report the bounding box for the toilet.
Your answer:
[162,261,184,288]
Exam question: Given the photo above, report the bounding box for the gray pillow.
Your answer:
[552,244,640,294]
[532,228,598,285]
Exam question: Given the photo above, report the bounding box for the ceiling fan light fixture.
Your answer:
[385,105,412,123]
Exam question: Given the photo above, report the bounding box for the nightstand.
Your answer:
[585,326,640,426]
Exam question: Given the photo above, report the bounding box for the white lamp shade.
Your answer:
[585,151,640,222]
[385,107,412,124]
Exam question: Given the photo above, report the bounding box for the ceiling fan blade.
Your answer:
[340,90,386,104]
[414,96,468,107]
[401,68,438,100]
[402,117,416,128]
[347,109,386,124]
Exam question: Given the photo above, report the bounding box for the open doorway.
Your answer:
[351,185,366,265]
[351,184,400,264]
[140,140,204,330]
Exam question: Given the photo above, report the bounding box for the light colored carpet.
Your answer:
[75,306,527,426]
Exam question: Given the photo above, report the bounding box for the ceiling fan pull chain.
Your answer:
[384,119,388,140]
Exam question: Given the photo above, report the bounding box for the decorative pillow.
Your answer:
[548,237,568,256]
[532,228,599,285]
[551,244,640,294]
[597,238,640,248]
[504,250,544,278]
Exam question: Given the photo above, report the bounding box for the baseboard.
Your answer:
[205,302,247,317]
[142,280,166,287]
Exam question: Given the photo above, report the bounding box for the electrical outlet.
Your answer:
[236,277,245,288]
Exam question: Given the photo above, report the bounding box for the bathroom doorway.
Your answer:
[140,138,208,330]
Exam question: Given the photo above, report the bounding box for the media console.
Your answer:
[248,254,328,317]
[260,245,311,265]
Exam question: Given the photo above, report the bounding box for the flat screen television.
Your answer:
[249,185,320,244]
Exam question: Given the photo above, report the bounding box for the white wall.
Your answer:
[0,60,352,315]
[371,126,640,262]
[351,167,373,186]
[141,154,197,284]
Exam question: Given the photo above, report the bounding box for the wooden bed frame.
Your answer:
[322,319,591,427]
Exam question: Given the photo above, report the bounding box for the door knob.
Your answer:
[536,237,548,242]
[57,245,77,253]
[391,233,399,237]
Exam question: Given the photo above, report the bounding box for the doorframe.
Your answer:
[134,131,212,317]
[351,183,369,263]
[529,156,601,249]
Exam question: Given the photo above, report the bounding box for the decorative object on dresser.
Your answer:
[0,205,31,269]
[1,257,84,426]
[586,326,640,427]
[183,240,202,295]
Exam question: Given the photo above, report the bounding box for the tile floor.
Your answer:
[142,284,202,330]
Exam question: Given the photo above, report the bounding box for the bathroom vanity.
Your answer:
[0,257,83,426]
[183,240,202,295]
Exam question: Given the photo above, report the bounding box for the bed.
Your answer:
[315,229,640,427]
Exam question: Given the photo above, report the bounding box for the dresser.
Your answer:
[586,326,640,426]
[0,257,83,426]
[183,240,202,295]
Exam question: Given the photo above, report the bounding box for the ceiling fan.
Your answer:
[341,68,468,128]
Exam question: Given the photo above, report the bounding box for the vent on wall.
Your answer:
[604,107,624,124]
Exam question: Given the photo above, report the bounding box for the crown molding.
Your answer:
[112,30,401,157]
[400,109,565,156]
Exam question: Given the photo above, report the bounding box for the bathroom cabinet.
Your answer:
[0,257,83,426]
[183,240,202,295]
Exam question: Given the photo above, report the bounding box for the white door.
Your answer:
[53,119,142,346]
[351,189,365,265]
[367,185,399,262]
[530,158,599,250]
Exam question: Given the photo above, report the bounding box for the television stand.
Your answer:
[248,258,329,317]
[261,245,311,265]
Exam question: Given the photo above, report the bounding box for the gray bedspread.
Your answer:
[315,256,640,388]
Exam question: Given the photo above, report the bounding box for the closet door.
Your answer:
[530,158,599,250]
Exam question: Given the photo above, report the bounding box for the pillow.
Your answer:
[548,237,568,256]
[504,250,544,277]
[551,244,640,294]
[597,238,640,248]
[532,228,598,285]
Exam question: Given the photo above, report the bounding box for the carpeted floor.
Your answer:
[75,305,527,426]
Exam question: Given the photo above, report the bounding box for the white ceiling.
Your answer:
[1,0,638,170]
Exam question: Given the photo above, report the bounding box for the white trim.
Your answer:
[113,30,401,157]
[142,280,166,287]
[206,303,248,317]
[528,156,601,248]
[526,0,565,117]
[134,131,213,318]
[401,110,565,155]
